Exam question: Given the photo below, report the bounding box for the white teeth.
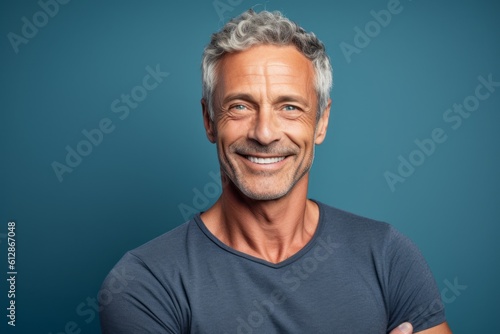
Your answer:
[247,156,285,164]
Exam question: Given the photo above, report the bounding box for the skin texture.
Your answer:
[200,44,452,334]
[208,44,324,201]
[201,44,329,264]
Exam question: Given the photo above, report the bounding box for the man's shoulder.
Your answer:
[105,219,201,279]
[316,201,424,264]
[133,219,191,251]
[126,218,200,266]
[99,220,200,332]
[317,200,394,238]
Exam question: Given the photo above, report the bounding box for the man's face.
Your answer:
[203,44,330,200]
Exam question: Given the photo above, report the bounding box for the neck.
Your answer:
[200,171,320,264]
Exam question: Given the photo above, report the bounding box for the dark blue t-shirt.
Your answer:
[100,201,446,333]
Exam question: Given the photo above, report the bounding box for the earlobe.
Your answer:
[315,100,331,145]
[201,99,216,143]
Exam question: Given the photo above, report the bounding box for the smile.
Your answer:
[245,156,286,164]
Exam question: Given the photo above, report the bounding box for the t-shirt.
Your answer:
[99,201,446,333]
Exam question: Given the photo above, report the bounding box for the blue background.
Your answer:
[1,0,499,333]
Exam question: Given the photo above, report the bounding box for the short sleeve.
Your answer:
[99,252,184,334]
[385,227,446,332]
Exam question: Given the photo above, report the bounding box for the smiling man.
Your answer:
[100,10,451,333]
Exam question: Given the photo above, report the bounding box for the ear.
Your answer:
[202,98,216,143]
[315,99,331,145]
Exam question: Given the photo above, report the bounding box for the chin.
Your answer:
[241,190,288,201]
[236,180,293,201]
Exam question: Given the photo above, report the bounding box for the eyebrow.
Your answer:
[222,93,257,105]
[273,95,310,107]
[222,93,311,107]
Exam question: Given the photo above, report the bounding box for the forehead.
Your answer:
[217,44,315,92]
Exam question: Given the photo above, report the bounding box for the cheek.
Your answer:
[215,125,240,159]
[217,120,249,143]
[284,122,317,148]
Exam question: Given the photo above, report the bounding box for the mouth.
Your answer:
[245,155,286,164]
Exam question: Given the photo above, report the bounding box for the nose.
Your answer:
[248,106,281,145]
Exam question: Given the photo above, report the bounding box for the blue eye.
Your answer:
[283,105,298,111]
[232,104,246,110]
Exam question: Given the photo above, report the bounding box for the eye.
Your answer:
[282,105,299,111]
[230,104,247,111]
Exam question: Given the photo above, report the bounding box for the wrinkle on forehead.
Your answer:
[216,45,316,104]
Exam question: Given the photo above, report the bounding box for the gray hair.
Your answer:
[201,9,333,121]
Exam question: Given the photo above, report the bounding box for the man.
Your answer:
[100,10,451,333]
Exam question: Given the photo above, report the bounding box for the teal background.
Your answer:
[1,0,498,333]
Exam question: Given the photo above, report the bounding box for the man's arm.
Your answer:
[385,227,448,331]
[388,322,453,334]
[415,322,452,334]
[99,253,183,334]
